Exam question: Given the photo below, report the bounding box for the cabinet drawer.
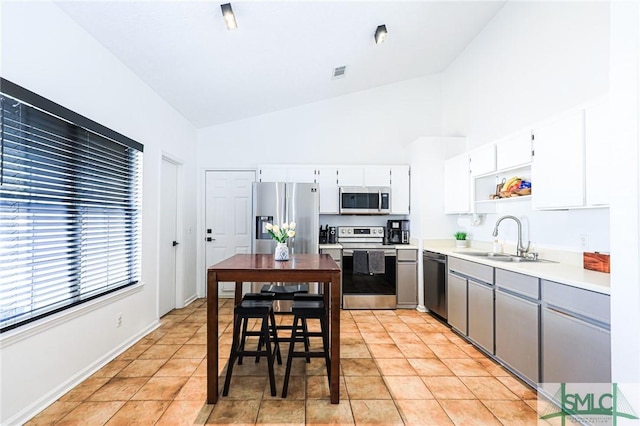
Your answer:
[542,280,610,325]
[321,249,342,262]
[397,249,417,262]
[448,257,493,284]
[495,269,539,299]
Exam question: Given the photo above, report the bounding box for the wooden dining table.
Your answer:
[207,253,342,404]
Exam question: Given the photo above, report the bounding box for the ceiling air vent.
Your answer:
[332,65,347,79]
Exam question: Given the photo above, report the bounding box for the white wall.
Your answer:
[440,1,611,254]
[609,0,640,388]
[196,74,443,168]
[0,2,198,424]
[196,74,444,294]
[442,1,609,148]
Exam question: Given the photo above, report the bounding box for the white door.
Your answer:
[159,158,178,316]
[205,170,255,297]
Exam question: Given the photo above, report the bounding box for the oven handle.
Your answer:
[343,249,396,256]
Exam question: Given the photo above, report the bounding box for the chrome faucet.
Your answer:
[492,215,530,257]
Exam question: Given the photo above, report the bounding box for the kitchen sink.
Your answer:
[454,250,556,263]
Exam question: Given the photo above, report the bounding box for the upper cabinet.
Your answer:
[469,144,496,177]
[584,99,611,206]
[336,166,365,186]
[531,100,610,210]
[257,164,410,215]
[390,166,410,214]
[316,167,339,214]
[532,110,585,209]
[444,153,471,214]
[496,130,532,171]
[364,166,392,186]
[258,166,289,182]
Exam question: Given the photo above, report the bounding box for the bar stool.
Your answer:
[237,293,282,365]
[281,293,331,398]
[223,295,281,397]
[260,284,311,353]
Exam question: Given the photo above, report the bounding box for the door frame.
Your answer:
[198,168,256,297]
[159,154,185,314]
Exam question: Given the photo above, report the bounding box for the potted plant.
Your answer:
[454,231,468,248]
[265,222,296,261]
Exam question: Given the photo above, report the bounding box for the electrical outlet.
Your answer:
[116,312,123,328]
[580,234,589,250]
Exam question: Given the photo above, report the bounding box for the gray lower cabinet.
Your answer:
[541,280,611,384]
[397,249,418,309]
[468,279,494,354]
[495,269,540,385]
[447,272,468,334]
[448,257,494,338]
[320,248,342,267]
[495,290,539,385]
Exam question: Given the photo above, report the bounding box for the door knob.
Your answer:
[172,241,179,247]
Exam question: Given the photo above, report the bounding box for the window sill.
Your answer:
[0,282,145,349]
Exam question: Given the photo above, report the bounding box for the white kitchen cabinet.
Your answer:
[337,167,364,186]
[532,110,585,209]
[390,166,410,214]
[444,154,471,214]
[286,166,316,183]
[316,167,339,214]
[469,144,496,177]
[584,99,611,206]
[496,130,532,171]
[364,166,391,186]
[258,165,315,182]
[258,166,288,182]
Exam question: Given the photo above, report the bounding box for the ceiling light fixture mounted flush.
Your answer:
[374,25,387,45]
[221,3,237,30]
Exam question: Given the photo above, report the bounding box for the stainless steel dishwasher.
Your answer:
[423,251,447,320]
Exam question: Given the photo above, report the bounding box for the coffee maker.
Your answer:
[319,225,337,244]
[386,220,410,244]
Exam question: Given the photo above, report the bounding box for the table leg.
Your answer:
[329,272,341,404]
[207,271,219,404]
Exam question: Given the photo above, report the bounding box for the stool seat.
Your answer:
[260,284,309,300]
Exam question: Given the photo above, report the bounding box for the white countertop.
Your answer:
[319,244,419,250]
[423,241,610,295]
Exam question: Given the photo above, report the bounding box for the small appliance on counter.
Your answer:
[386,220,410,245]
[319,225,337,244]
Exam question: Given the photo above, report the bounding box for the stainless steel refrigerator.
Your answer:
[251,182,320,307]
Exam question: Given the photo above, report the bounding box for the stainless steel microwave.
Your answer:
[339,186,391,215]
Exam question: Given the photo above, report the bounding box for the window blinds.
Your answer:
[0,79,143,332]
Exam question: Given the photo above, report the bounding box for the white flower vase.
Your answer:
[274,242,289,261]
[455,240,467,249]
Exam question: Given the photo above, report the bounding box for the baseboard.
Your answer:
[183,293,199,307]
[6,320,160,426]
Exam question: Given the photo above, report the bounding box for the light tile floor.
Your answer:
[27,298,543,425]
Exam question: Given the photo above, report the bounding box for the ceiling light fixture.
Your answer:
[374,25,387,45]
[221,3,237,30]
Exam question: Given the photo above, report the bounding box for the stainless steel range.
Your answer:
[338,226,397,309]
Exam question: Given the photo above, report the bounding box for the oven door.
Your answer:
[342,248,397,309]
[339,187,390,215]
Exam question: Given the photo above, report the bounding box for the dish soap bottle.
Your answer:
[493,238,501,254]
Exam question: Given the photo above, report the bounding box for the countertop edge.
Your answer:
[424,244,611,295]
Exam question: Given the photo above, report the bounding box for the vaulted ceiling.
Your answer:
[57,1,505,128]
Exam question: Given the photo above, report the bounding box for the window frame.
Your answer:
[0,78,144,333]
